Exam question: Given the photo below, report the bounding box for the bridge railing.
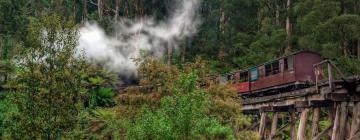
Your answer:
[313,60,345,92]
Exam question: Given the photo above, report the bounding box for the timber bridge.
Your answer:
[240,60,360,140]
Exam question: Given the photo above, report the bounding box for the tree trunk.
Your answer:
[134,0,142,17]
[97,0,102,20]
[182,38,191,63]
[357,38,360,59]
[115,0,120,22]
[285,0,292,54]
[275,0,280,26]
[83,0,87,21]
[167,45,172,65]
[219,6,225,34]
[340,29,348,57]
[0,37,2,60]
[341,0,346,14]
[124,0,129,17]
[73,0,76,19]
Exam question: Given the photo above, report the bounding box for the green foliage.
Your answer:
[91,87,115,107]
[0,0,359,139]
[0,93,11,137]
[83,67,118,108]
[127,73,235,140]
[6,14,88,139]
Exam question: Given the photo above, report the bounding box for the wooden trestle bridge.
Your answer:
[240,60,360,140]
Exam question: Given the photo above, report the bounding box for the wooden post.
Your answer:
[350,102,360,137]
[328,62,333,90]
[259,112,267,139]
[311,107,320,139]
[331,103,340,140]
[338,102,348,140]
[315,67,319,92]
[290,111,297,140]
[270,112,278,140]
[297,108,309,140]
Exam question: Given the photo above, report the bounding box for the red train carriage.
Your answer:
[224,51,323,94]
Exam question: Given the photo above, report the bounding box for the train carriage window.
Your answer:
[287,56,294,71]
[250,68,259,81]
[284,56,294,71]
[239,71,249,82]
[265,60,280,76]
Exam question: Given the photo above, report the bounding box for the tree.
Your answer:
[6,14,88,139]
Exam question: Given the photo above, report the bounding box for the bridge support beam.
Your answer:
[297,108,309,140]
[270,112,278,140]
[311,107,320,139]
[350,102,360,139]
[259,111,267,138]
[290,111,297,140]
[331,102,348,140]
[338,102,348,140]
[332,103,341,140]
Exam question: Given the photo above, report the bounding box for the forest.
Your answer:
[0,0,359,139]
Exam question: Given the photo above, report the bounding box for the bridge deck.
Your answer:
[241,77,360,112]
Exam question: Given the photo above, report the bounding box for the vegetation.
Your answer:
[0,0,359,139]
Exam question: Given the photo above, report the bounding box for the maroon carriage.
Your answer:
[228,51,323,94]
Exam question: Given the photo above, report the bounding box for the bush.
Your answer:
[126,73,235,140]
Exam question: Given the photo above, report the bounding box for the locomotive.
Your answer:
[217,51,323,96]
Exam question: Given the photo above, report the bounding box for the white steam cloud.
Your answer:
[77,0,201,76]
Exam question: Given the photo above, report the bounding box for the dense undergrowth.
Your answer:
[1,0,360,139]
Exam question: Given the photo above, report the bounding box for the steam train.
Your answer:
[215,51,323,96]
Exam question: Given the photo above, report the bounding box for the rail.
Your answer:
[313,60,346,92]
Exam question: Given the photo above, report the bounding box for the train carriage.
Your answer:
[224,51,323,95]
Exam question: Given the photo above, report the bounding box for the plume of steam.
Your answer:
[77,0,201,76]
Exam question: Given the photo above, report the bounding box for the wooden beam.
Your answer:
[331,103,341,140]
[242,93,325,111]
[350,102,360,137]
[290,111,297,140]
[297,108,309,140]
[270,112,278,140]
[348,131,360,140]
[273,122,293,138]
[245,122,259,131]
[311,107,320,139]
[312,124,333,140]
[338,102,348,140]
[259,112,267,138]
